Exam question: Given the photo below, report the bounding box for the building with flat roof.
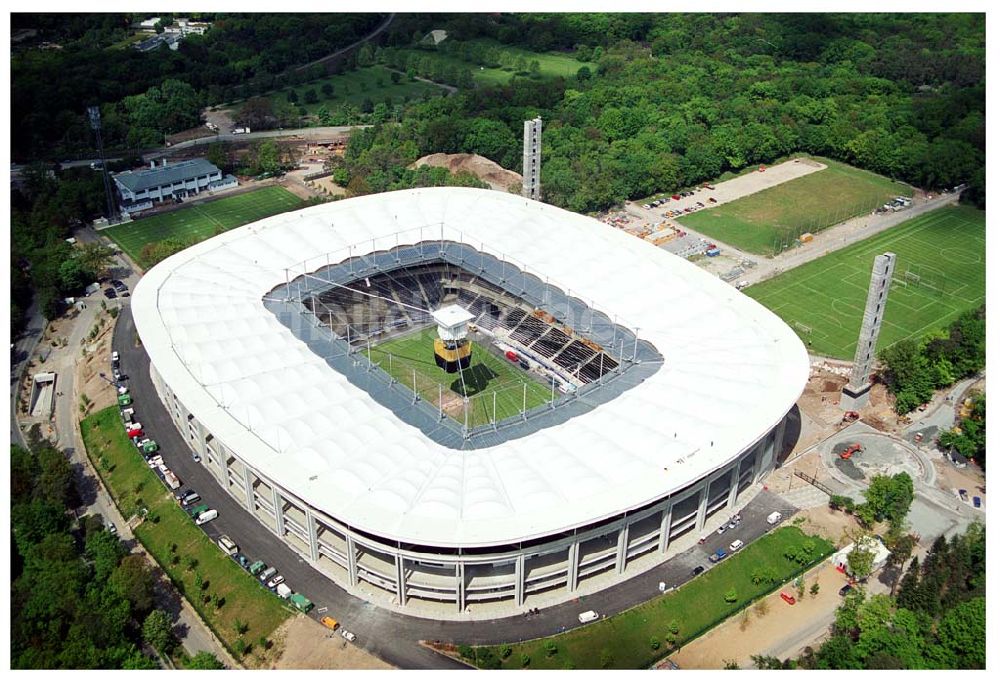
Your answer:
[113,158,235,212]
[132,187,808,616]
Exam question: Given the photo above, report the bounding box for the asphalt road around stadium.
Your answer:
[114,305,797,669]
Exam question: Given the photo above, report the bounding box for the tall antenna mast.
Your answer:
[87,105,119,223]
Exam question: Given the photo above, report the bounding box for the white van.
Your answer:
[217,535,238,556]
[195,509,218,525]
[578,610,599,623]
[767,511,783,525]
[729,539,744,552]
[275,583,293,599]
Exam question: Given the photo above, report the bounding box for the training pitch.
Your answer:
[745,205,985,360]
[368,326,553,428]
[106,186,304,267]
[678,159,910,255]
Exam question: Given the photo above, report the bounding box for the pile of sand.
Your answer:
[411,153,521,192]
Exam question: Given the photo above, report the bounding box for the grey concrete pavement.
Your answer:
[111,303,796,668]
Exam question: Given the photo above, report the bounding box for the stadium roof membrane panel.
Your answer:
[132,187,809,547]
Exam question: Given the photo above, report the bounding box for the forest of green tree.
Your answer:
[10,430,221,669]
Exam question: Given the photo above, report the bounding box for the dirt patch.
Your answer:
[78,316,120,415]
[411,153,521,192]
[790,506,859,547]
[269,615,393,669]
[670,561,848,669]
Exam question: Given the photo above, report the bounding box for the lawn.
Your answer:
[106,186,304,268]
[369,326,552,427]
[396,39,596,87]
[745,205,986,360]
[677,158,911,256]
[81,407,290,664]
[463,526,834,669]
[279,65,446,115]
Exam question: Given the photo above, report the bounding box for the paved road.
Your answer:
[104,311,803,669]
[10,299,43,448]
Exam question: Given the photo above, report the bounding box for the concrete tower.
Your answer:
[522,116,542,200]
[841,252,896,410]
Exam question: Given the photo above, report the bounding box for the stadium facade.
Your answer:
[132,188,809,613]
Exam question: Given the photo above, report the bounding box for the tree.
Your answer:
[304,88,319,105]
[322,82,334,98]
[287,89,299,104]
[936,596,985,668]
[75,243,115,281]
[862,473,914,529]
[108,554,156,615]
[142,610,176,655]
[846,543,876,581]
[185,651,225,669]
[576,65,592,82]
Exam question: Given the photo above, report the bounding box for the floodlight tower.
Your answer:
[521,116,542,201]
[87,105,119,223]
[840,252,896,410]
[432,304,474,373]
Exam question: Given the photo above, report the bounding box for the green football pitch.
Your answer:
[106,186,304,267]
[745,205,985,360]
[678,159,910,256]
[368,326,553,428]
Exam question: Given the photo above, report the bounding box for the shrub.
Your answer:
[500,645,512,659]
[724,588,738,603]
[649,636,660,650]
[457,645,473,660]
[520,654,530,667]
[544,641,558,657]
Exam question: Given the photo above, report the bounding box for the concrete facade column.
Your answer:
[773,416,788,467]
[615,519,630,574]
[695,478,711,532]
[395,554,407,606]
[241,463,255,513]
[566,541,580,592]
[456,563,466,612]
[726,462,741,509]
[272,486,285,538]
[305,510,319,561]
[658,502,674,553]
[514,554,525,606]
[347,536,359,586]
[754,436,769,481]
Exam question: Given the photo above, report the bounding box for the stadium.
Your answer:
[131,187,809,614]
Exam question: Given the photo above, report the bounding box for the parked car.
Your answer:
[577,610,600,623]
[973,496,982,508]
[709,549,727,563]
[729,539,744,552]
[959,489,969,501]
[181,491,201,506]
[266,574,285,590]
[780,592,796,605]
[321,616,339,630]
[235,553,250,569]
[194,509,218,525]
[341,629,357,642]
[192,452,202,463]
[716,524,727,535]
[107,522,117,535]
[258,566,278,583]
[691,565,705,577]
[104,288,117,299]
[249,560,267,576]
[111,351,120,363]
[839,584,854,597]
[111,279,128,293]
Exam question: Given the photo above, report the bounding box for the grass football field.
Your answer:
[369,326,552,428]
[106,186,304,267]
[678,159,911,255]
[745,205,985,360]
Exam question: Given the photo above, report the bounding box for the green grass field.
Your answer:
[746,205,986,360]
[280,65,446,115]
[465,526,834,669]
[397,39,595,87]
[369,326,552,427]
[106,186,304,268]
[678,159,911,255]
[81,407,290,664]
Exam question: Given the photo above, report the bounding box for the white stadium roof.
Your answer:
[132,187,808,547]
